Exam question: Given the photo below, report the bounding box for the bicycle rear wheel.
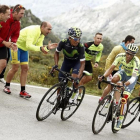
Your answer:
[92,95,112,134]
[61,86,85,121]
[36,83,62,121]
[122,97,140,128]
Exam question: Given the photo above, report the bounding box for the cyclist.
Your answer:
[0,5,10,22]
[0,4,25,84]
[99,35,135,102]
[54,27,85,101]
[98,43,139,130]
[78,33,103,99]
[3,22,58,98]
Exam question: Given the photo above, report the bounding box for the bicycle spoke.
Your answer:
[36,83,62,121]
[92,95,111,134]
[122,97,140,128]
[61,86,85,121]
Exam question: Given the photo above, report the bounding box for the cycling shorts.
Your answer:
[115,70,138,96]
[0,46,9,59]
[10,48,28,65]
[84,61,93,75]
[59,58,80,81]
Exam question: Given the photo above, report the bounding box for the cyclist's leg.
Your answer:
[115,71,138,130]
[57,59,71,101]
[70,60,81,100]
[99,70,118,101]
[79,61,93,86]
[120,76,138,115]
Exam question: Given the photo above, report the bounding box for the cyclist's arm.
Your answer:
[54,41,63,66]
[103,65,116,78]
[124,72,137,86]
[54,51,59,66]
[95,44,104,63]
[125,58,139,86]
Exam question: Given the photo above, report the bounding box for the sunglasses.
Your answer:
[126,51,135,56]
[13,5,23,12]
[70,36,80,41]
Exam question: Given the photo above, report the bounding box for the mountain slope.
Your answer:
[49,0,140,43]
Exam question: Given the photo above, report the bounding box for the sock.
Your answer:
[21,86,25,92]
[5,83,10,88]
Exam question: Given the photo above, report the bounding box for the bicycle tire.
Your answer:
[92,95,112,134]
[36,83,63,121]
[61,86,85,121]
[122,97,140,128]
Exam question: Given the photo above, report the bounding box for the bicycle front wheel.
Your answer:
[36,83,62,121]
[122,97,140,128]
[61,86,85,121]
[92,95,112,134]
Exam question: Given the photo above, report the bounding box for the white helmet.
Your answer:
[127,43,139,54]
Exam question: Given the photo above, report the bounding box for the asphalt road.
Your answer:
[0,82,139,140]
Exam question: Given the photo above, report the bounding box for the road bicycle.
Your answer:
[122,82,140,128]
[36,67,89,121]
[92,80,129,134]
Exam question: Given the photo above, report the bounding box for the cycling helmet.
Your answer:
[127,43,139,54]
[68,27,82,38]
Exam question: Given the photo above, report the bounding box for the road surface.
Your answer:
[0,82,139,140]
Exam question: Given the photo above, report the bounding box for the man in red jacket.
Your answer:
[0,4,25,83]
[0,5,10,22]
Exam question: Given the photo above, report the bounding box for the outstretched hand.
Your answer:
[48,40,58,50]
[41,46,48,54]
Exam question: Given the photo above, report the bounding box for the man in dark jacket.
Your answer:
[0,4,25,83]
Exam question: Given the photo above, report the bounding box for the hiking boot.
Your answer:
[114,115,124,130]
[0,78,6,84]
[3,86,11,94]
[19,90,31,98]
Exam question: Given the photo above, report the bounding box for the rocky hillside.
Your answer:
[48,0,140,43]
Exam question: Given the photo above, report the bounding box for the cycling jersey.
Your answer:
[113,53,140,76]
[17,25,45,51]
[56,39,85,61]
[84,41,104,63]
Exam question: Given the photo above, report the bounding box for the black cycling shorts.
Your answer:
[0,46,8,59]
[84,61,93,74]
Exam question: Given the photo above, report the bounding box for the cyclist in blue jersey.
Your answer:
[54,27,85,101]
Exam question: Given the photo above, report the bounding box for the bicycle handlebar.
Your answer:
[98,80,123,89]
[49,67,76,81]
